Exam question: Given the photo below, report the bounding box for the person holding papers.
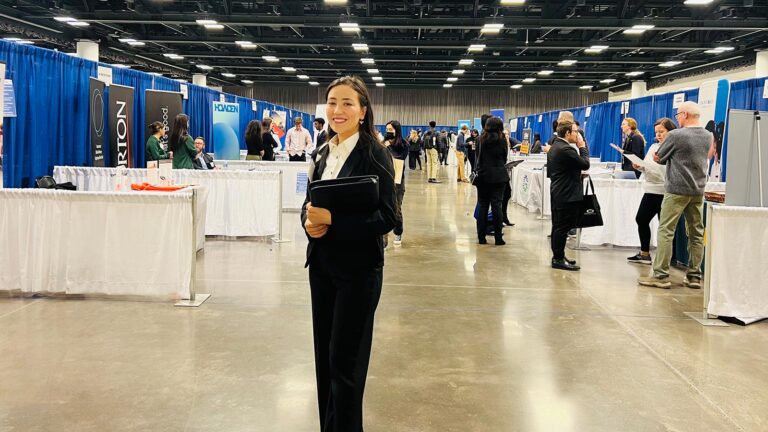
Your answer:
[621,117,646,178]
[627,118,676,265]
[301,76,396,432]
[384,120,408,246]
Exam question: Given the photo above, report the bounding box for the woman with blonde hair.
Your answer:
[621,117,646,178]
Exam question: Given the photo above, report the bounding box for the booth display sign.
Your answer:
[520,128,532,155]
[509,119,518,133]
[144,90,183,154]
[212,101,241,160]
[108,84,135,168]
[586,106,592,118]
[490,109,505,123]
[97,66,112,86]
[89,78,106,166]
[0,62,5,119]
[673,93,686,108]
[473,117,482,131]
[180,84,188,100]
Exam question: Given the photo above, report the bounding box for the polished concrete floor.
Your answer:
[1,166,767,432]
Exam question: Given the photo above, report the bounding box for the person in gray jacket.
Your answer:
[639,101,711,289]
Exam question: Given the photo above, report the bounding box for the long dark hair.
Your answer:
[148,121,164,136]
[245,119,263,145]
[386,120,407,148]
[169,114,189,152]
[480,116,504,147]
[325,76,381,147]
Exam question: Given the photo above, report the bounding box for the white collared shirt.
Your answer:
[321,132,359,180]
[285,126,312,156]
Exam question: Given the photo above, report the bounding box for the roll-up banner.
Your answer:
[144,90,183,154]
[212,101,241,160]
[89,78,106,166]
[108,84,135,168]
[698,79,730,181]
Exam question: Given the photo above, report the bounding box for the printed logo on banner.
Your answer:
[145,90,183,155]
[212,102,241,160]
[89,78,106,166]
[522,174,530,193]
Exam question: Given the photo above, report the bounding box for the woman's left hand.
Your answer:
[307,203,332,226]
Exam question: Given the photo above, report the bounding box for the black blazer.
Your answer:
[316,130,328,147]
[530,140,543,154]
[476,137,509,184]
[261,133,278,161]
[246,134,264,156]
[622,132,645,175]
[547,138,591,208]
[193,152,215,170]
[301,136,397,275]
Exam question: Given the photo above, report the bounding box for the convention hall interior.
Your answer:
[1,0,767,431]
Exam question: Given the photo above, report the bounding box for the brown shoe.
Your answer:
[638,276,672,289]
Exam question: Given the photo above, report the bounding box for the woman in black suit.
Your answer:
[260,118,279,161]
[301,75,397,432]
[621,117,646,178]
[474,116,510,245]
[244,120,264,160]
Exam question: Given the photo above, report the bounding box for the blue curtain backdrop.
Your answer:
[0,40,313,187]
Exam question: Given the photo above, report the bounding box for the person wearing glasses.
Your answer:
[639,102,711,289]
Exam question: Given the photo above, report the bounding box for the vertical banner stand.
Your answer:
[272,171,292,244]
[176,187,211,307]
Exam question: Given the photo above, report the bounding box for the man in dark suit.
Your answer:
[192,137,216,170]
[312,118,328,153]
[547,121,590,271]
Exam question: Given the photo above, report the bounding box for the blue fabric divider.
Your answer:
[0,40,313,187]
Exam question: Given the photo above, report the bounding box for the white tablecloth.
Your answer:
[0,189,197,298]
[216,160,310,210]
[54,166,280,237]
[706,205,768,321]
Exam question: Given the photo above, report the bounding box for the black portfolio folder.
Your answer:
[309,175,379,213]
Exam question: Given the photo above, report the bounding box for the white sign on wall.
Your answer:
[538,115,543,122]
[763,80,768,99]
[673,93,686,108]
[252,100,257,112]
[621,101,630,115]
[510,118,518,133]
[586,106,591,118]
[180,84,188,100]
[97,66,113,86]
[219,93,226,103]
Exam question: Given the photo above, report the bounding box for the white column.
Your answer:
[756,50,768,78]
[631,81,647,99]
[76,40,99,62]
[192,74,207,87]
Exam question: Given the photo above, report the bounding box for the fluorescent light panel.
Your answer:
[511,84,522,89]
[376,83,386,87]
[684,0,713,4]
[241,80,254,84]
[451,69,465,75]
[282,67,296,72]
[54,16,76,22]
[297,75,310,79]
[310,81,320,86]
[660,61,682,67]
[447,77,458,82]
[197,64,213,70]
[204,24,224,30]
[443,84,453,88]
[352,43,369,51]
[580,85,594,89]
[262,56,279,62]
[361,58,375,64]
[459,59,475,65]
[522,78,536,83]
[600,79,617,83]
[367,68,379,74]
[585,45,608,53]
[372,76,383,81]
[481,23,504,34]
[222,73,236,78]
[196,19,217,25]
[538,70,554,75]
[68,21,89,27]
[626,71,645,76]
[500,0,526,4]
[340,22,360,32]
[558,60,578,66]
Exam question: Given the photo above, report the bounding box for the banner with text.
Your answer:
[699,79,730,181]
[144,90,183,156]
[108,84,135,168]
[89,78,106,166]
[213,101,241,160]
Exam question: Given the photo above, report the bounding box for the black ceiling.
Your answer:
[1,0,766,90]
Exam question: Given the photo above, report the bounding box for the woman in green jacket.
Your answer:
[145,121,170,163]
[169,114,197,169]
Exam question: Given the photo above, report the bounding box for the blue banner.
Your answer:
[490,109,505,123]
[458,119,471,131]
[212,101,241,160]
[473,117,482,131]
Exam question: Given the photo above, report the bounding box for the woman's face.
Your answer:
[621,120,630,135]
[326,84,366,138]
[655,125,670,143]
[386,124,395,135]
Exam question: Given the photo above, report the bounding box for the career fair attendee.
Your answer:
[285,117,312,162]
[312,117,328,153]
[456,125,469,182]
[407,129,422,171]
[244,119,264,161]
[192,137,216,170]
[639,101,710,290]
[169,114,197,169]
[548,120,590,271]
[145,121,170,162]
[301,75,396,432]
[621,117,646,178]
[466,129,479,172]
[628,118,676,265]
[384,120,409,246]
[261,118,278,161]
[531,133,543,154]
[474,116,509,246]
[423,121,441,183]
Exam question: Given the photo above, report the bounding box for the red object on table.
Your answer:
[130,183,188,192]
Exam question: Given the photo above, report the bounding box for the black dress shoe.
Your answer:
[565,257,577,265]
[495,239,506,246]
[552,258,580,271]
[478,238,488,245]
[503,220,515,227]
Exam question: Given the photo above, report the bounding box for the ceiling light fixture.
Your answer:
[54,16,76,22]
[197,65,213,70]
[196,19,218,25]
[447,77,459,82]
[538,70,554,76]
[459,59,475,65]
[625,71,645,77]
[522,78,536,83]
[558,60,578,66]
[481,23,504,34]
[297,75,310,80]
[340,22,360,33]
[262,55,280,62]
[128,41,145,46]
[68,21,90,27]
[585,45,609,54]
[204,24,225,30]
[3,38,33,45]
[310,81,321,86]
[600,78,617,83]
[659,61,682,67]
[361,58,375,64]
[112,64,130,69]
[580,85,594,90]
[705,46,735,54]
[282,67,297,72]
[222,73,236,78]
[324,0,347,4]
[372,76,383,81]
[684,0,714,4]
[241,79,254,84]
[163,53,184,59]
[367,68,380,74]
[118,38,136,43]
[468,44,487,52]
[624,24,655,35]
[451,69,466,75]
[500,0,526,4]
[443,84,453,88]
[511,84,523,89]
[376,83,386,87]
[352,43,369,51]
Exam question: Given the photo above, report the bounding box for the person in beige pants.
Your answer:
[456,125,470,182]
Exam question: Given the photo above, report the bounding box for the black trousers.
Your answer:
[309,264,383,432]
[290,153,307,162]
[502,183,512,223]
[439,148,449,165]
[408,151,421,170]
[394,183,405,236]
[635,193,664,253]
[551,202,580,260]
[476,182,506,241]
[467,149,476,172]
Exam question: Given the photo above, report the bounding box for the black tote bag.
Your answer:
[576,176,604,228]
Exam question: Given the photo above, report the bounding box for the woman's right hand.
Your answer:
[305,219,328,239]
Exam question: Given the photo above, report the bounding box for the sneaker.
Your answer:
[627,253,652,265]
[638,275,672,289]
[394,235,402,245]
[684,276,702,289]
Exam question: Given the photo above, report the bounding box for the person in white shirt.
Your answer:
[285,117,313,162]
